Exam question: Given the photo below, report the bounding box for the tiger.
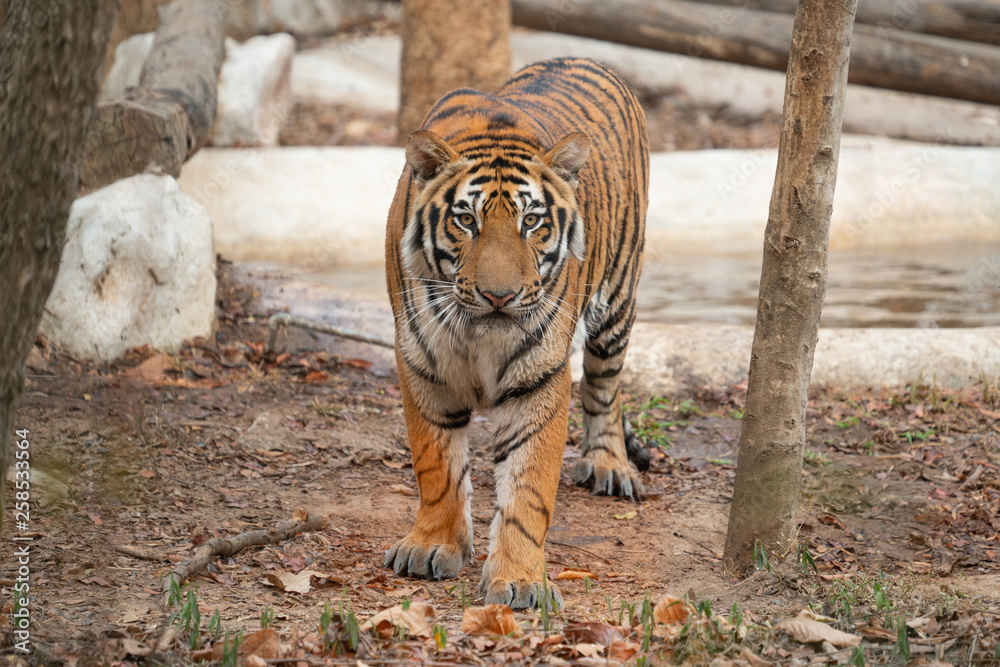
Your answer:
[383,57,650,610]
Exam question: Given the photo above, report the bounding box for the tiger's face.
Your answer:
[401,130,590,334]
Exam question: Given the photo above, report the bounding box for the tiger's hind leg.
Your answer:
[574,299,647,499]
[384,369,474,580]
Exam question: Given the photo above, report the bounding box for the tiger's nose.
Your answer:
[480,288,516,309]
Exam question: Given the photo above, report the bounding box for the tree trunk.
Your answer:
[510,0,1000,106]
[722,0,855,574]
[0,0,120,551]
[397,0,511,141]
[684,0,1000,46]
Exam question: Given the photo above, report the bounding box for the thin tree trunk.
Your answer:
[723,0,856,574]
[397,0,511,141]
[510,0,1000,106]
[0,0,120,550]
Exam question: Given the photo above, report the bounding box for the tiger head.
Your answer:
[401,128,590,332]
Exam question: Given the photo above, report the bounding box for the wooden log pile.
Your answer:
[79,0,225,194]
[686,0,1000,46]
[511,0,1000,106]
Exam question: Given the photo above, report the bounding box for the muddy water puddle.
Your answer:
[242,242,1000,332]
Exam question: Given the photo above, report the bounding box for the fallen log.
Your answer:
[510,0,1000,107]
[684,0,1000,46]
[80,0,225,194]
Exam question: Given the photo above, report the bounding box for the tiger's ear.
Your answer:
[543,132,590,183]
[406,130,459,182]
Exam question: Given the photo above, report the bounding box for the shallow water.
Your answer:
[262,242,1000,329]
[640,243,1000,328]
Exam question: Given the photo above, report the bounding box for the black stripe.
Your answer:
[494,360,565,407]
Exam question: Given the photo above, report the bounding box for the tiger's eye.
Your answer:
[523,214,539,228]
[459,213,475,228]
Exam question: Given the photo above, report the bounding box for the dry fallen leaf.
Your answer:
[460,604,523,637]
[197,628,279,662]
[361,602,435,638]
[264,569,341,594]
[573,643,604,658]
[563,622,625,646]
[653,595,690,625]
[739,646,771,666]
[776,618,861,647]
[555,569,597,581]
[125,354,173,380]
[391,484,417,496]
[613,511,637,520]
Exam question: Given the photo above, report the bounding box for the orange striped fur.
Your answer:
[384,58,650,609]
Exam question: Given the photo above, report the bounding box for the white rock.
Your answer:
[211,33,297,147]
[177,146,404,265]
[102,32,154,101]
[41,175,217,361]
[266,0,392,37]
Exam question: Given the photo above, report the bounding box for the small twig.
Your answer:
[159,510,327,607]
[114,543,167,562]
[265,312,393,352]
[545,539,613,565]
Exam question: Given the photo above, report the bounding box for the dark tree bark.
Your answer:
[0,0,120,544]
[510,0,1000,106]
[398,0,511,141]
[722,0,856,574]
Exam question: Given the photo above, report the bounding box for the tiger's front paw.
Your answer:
[574,451,645,499]
[480,573,563,611]
[384,535,472,581]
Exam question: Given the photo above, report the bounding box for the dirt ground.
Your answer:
[4,266,998,666]
[279,87,781,153]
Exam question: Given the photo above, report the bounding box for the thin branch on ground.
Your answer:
[159,510,327,607]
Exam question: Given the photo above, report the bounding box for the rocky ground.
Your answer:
[4,265,998,666]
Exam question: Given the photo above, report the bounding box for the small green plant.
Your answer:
[260,605,275,629]
[804,449,831,466]
[836,415,860,428]
[851,645,866,666]
[538,566,555,633]
[753,540,771,575]
[170,588,202,650]
[401,595,411,611]
[830,581,855,620]
[729,602,742,630]
[729,408,744,420]
[862,439,878,456]
[167,576,183,608]
[895,615,910,663]
[433,624,447,649]
[799,542,818,573]
[696,597,712,619]
[220,630,242,667]
[677,399,703,418]
[320,601,334,637]
[708,458,732,466]
[604,593,614,617]
[902,428,935,443]
[583,575,592,592]
[640,593,654,653]
[207,609,223,639]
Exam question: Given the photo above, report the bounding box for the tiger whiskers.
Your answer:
[506,313,542,344]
